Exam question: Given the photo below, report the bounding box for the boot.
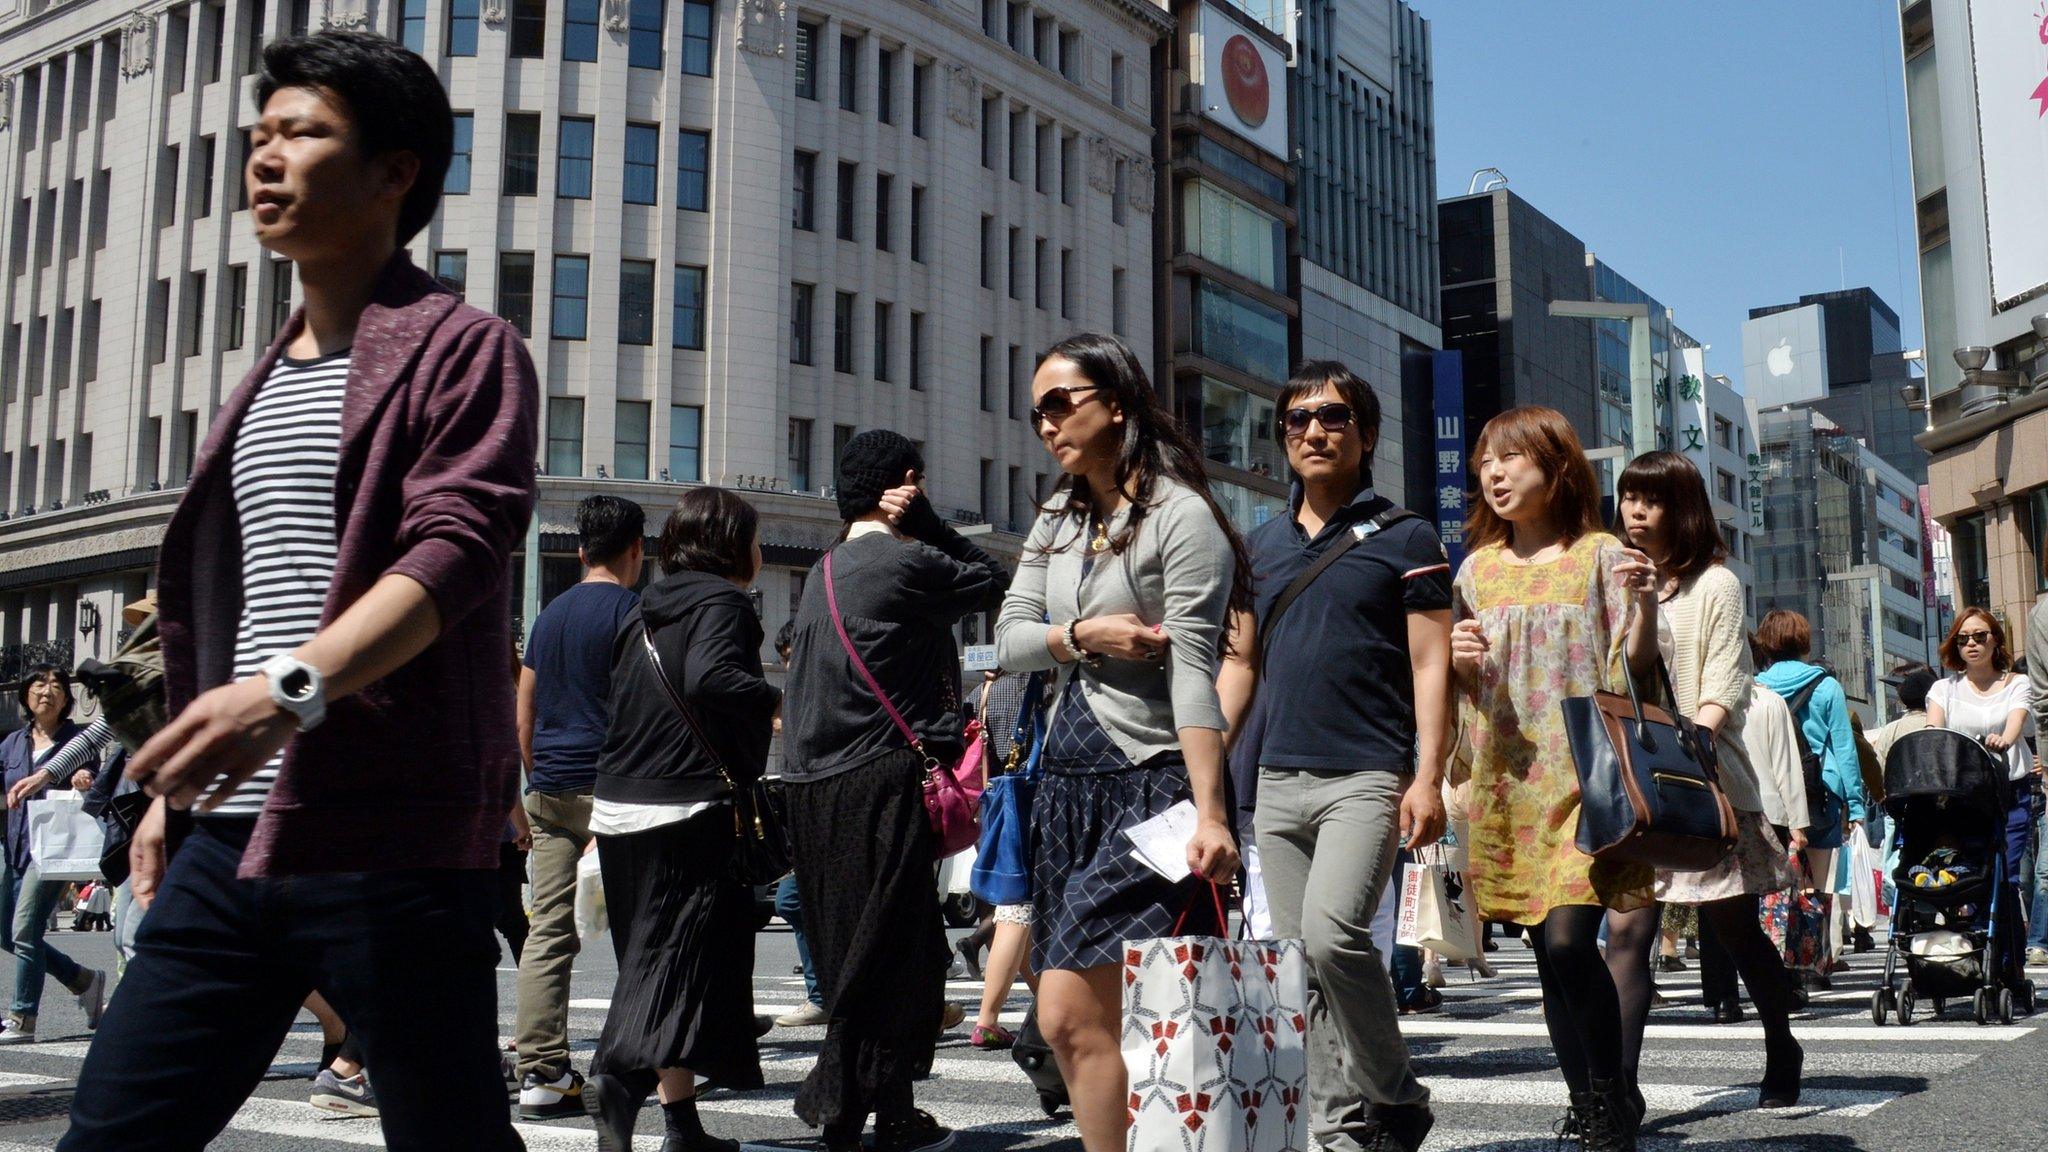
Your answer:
[584,1071,656,1152]
[1758,1038,1804,1109]
[1568,1077,1640,1152]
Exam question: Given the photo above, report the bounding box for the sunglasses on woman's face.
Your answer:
[1280,403,1355,438]
[1958,630,1994,647]
[1030,384,1102,428]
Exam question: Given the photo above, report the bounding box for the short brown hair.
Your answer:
[1617,451,1728,585]
[1939,607,2011,673]
[1754,609,1812,664]
[1464,406,1605,552]
[658,487,760,581]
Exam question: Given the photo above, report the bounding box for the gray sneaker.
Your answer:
[309,1069,378,1117]
[2027,947,2048,967]
[774,1002,829,1028]
[0,1013,34,1045]
[75,970,106,1031]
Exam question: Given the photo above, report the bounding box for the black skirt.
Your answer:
[785,750,948,1129]
[589,807,763,1090]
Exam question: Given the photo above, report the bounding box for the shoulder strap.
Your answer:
[638,621,736,786]
[1782,674,1826,720]
[1256,506,1420,673]
[822,550,927,757]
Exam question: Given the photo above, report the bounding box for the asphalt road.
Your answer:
[0,922,2044,1150]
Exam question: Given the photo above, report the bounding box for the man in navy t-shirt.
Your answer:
[1218,362,1452,1152]
[512,494,643,1118]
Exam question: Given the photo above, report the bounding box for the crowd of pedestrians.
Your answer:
[3,28,2046,1152]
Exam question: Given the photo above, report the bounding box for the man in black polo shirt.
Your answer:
[1219,361,1452,1152]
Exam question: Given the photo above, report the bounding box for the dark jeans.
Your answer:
[776,872,822,1007]
[59,819,521,1152]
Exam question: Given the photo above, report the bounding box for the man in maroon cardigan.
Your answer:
[59,32,536,1151]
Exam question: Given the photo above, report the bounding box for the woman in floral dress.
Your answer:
[1450,407,1660,1152]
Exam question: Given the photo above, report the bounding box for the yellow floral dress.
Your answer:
[1451,532,1656,923]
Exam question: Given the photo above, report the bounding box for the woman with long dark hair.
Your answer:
[579,488,778,1152]
[1613,451,1803,1107]
[782,431,1009,1152]
[994,332,1247,1152]
[1449,407,1660,1151]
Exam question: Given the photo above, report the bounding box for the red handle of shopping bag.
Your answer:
[1171,880,1229,937]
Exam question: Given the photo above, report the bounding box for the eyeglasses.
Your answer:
[1029,385,1102,428]
[1280,403,1355,438]
[1957,630,1994,648]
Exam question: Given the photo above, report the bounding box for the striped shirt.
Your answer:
[215,350,349,817]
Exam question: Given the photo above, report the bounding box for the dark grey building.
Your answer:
[1748,288,1925,483]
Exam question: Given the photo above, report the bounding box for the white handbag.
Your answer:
[1395,840,1480,961]
[572,849,608,942]
[27,793,106,882]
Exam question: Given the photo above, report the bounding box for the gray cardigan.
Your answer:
[995,477,1234,766]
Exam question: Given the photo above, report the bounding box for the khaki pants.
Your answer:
[513,789,594,1081]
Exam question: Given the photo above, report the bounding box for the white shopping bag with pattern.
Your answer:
[1121,888,1308,1152]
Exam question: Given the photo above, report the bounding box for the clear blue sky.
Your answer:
[1411,0,1921,381]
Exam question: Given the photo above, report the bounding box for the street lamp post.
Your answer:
[1549,300,1657,458]
[1827,565,1889,725]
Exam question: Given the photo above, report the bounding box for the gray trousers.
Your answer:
[1254,768,1429,1151]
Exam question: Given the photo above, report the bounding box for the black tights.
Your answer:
[1601,905,1660,1080]
[1696,894,1797,1050]
[1528,905,1627,1095]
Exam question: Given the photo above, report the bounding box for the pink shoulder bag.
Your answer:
[822,550,984,858]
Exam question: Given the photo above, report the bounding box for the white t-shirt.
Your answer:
[1928,672,2035,781]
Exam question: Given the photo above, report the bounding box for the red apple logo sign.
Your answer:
[1221,35,1270,130]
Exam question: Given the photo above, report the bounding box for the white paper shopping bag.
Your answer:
[27,794,105,881]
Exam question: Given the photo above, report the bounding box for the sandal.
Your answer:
[969,1023,1015,1050]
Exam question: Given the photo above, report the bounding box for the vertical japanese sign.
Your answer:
[1432,350,1468,573]
[1745,453,1765,532]
[1675,346,1710,480]
[1917,484,1939,608]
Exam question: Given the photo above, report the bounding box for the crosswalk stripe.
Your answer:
[1393,1018,2033,1040]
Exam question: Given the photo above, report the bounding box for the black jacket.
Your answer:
[594,570,782,805]
[784,497,1010,782]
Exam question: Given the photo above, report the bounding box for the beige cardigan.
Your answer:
[1656,565,1769,816]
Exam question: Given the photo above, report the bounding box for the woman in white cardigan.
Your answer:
[1613,452,1804,1109]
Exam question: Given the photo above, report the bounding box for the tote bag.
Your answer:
[1395,840,1480,961]
[27,793,107,882]
[1122,886,1308,1152]
[971,674,1045,906]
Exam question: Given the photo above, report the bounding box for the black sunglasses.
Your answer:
[1957,630,1994,647]
[1030,384,1103,427]
[1280,403,1356,437]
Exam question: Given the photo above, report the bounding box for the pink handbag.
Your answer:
[823,551,984,857]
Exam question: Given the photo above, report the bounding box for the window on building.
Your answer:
[182,272,207,357]
[980,458,996,523]
[912,61,930,137]
[1714,415,1734,448]
[498,252,535,336]
[504,113,541,196]
[157,145,180,228]
[557,118,595,199]
[433,250,467,296]
[1034,14,1054,66]
[836,161,857,241]
[877,48,896,124]
[1112,158,1126,226]
[623,123,659,205]
[979,336,994,411]
[551,255,589,339]
[1060,248,1073,318]
[681,0,713,76]
[512,0,547,57]
[446,114,473,194]
[1181,180,1287,292]
[909,185,926,263]
[195,136,216,219]
[1034,238,1047,309]
[1035,120,1053,194]
[1060,132,1077,205]
[676,129,709,211]
[546,398,584,476]
[1111,266,1126,335]
[267,259,292,342]
[873,301,891,381]
[628,0,662,68]
[562,0,597,59]
[981,95,999,168]
[790,283,814,364]
[224,266,246,350]
[1110,52,1125,108]
[395,0,426,52]
[909,311,925,391]
[833,291,855,373]
[795,21,819,99]
[1009,109,1026,182]
[674,265,706,349]
[1008,344,1022,419]
[1007,0,1025,50]
[874,173,892,251]
[788,419,814,491]
[980,215,994,288]
[1007,227,1021,299]
[618,260,655,345]
[792,150,816,230]
[669,405,703,481]
[1059,28,1079,80]
[612,401,651,479]
[448,0,479,55]
[839,34,859,111]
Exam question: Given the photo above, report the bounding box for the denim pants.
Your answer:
[58,819,521,1152]
[1,859,86,1017]
[1372,847,1426,1001]
[776,872,822,1007]
[2029,794,2048,951]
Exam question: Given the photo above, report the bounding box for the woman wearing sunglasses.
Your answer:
[994,332,1250,1152]
[1926,609,2036,925]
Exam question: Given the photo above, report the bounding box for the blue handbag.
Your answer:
[970,674,1045,906]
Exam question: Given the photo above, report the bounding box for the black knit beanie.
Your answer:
[835,430,925,521]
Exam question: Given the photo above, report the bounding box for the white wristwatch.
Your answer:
[260,653,327,732]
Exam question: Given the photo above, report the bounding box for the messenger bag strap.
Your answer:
[1257,506,1421,674]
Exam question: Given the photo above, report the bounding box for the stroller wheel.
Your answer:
[1933,998,1947,1016]
[1973,989,1990,1025]
[1998,988,2015,1025]
[1870,988,1893,1026]
[2022,981,2039,1016]
[1898,987,1916,1026]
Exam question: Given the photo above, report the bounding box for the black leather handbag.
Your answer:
[1561,657,1739,872]
[639,626,791,886]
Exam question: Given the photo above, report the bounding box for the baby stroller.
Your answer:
[1870,728,2036,1026]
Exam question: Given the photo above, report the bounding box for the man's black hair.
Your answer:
[577,495,646,567]
[255,31,454,247]
[1279,360,1382,474]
